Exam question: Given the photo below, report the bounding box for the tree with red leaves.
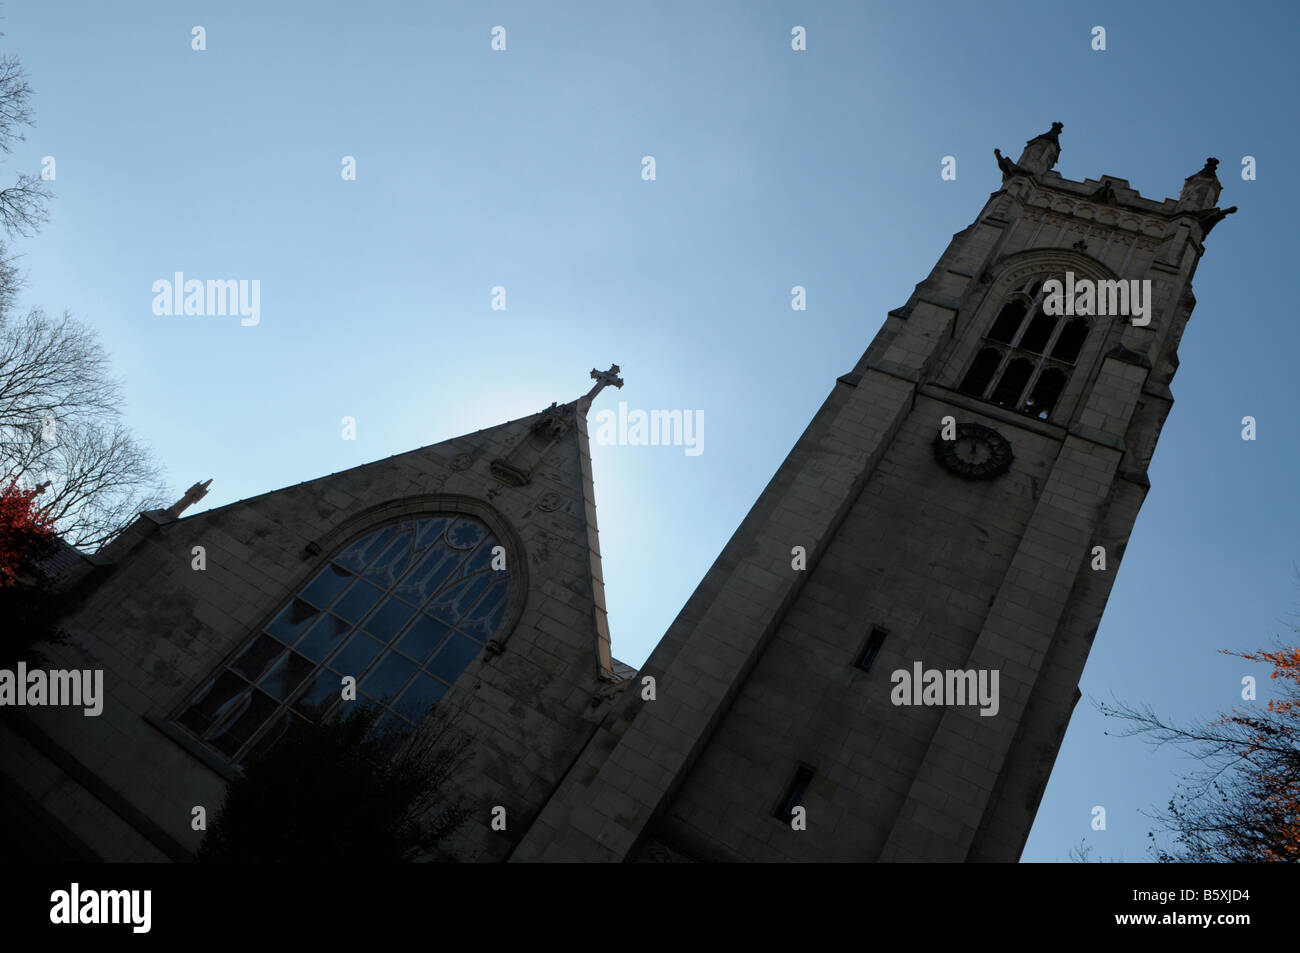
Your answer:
[0,474,65,667]
[0,474,55,586]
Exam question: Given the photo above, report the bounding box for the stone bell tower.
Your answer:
[510,123,1235,862]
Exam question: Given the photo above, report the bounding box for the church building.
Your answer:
[0,124,1234,862]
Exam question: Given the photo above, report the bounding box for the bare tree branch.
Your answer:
[0,310,169,550]
[0,172,49,236]
[0,55,52,237]
[1095,634,1300,862]
[0,56,35,153]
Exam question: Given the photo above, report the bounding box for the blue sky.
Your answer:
[5,1,1297,861]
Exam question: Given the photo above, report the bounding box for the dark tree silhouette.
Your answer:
[197,705,471,863]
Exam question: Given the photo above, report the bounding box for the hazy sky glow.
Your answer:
[6,1,1298,861]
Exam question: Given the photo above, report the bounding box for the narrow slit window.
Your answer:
[774,765,815,822]
[856,627,888,672]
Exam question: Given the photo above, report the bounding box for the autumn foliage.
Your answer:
[1104,638,1300,862]
[0,475,56,587]
[1208,645,1300,862]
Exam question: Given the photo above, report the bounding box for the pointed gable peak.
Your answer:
[483,364,623,488]
[471,365,620,680]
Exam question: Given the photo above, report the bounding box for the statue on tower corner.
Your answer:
[1027,121,1064,147]
[993,148,1018,180]
[1178,156,1227,214]
[996,121,1064,181]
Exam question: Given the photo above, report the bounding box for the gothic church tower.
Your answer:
[512,124,1235,862]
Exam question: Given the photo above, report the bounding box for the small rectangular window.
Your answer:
[856,627,888,672]
[774,764,815,822]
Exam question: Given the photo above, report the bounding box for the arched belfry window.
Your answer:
[176,515,511,764]
[958,274,1090,421]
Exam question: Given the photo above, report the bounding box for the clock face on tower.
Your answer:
[932,422,1013,481]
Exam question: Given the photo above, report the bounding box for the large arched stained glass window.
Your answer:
[177,515,510,764]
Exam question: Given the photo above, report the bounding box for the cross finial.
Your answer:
[585,364,624,401]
